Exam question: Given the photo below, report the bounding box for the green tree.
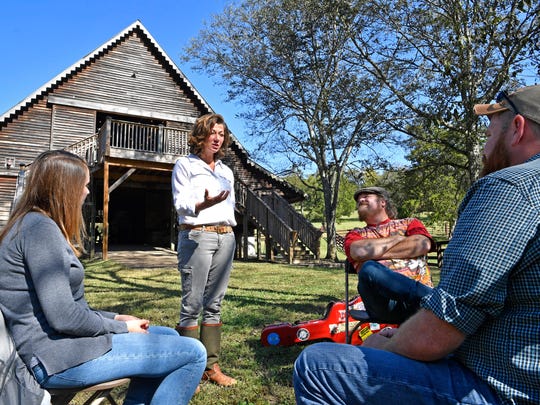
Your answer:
[348,0,540,193]
[184,0,539,258]
[185,0,389,259]
[287,172,357,224]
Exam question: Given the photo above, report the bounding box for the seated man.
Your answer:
[294,84,540,404]
[344,186,434,323]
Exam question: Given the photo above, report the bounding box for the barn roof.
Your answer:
[0,20,305,201]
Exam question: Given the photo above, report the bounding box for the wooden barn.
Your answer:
[0,20,322,262]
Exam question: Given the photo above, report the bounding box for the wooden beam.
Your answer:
[243,213,249,260]
[109,168,136,193]
[102,161,110,260]
[106,156,173,172]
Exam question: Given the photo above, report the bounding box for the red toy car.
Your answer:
[261,295,397,346]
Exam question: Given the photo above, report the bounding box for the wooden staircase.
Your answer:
[235,180,323,264]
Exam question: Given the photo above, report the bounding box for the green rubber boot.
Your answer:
[175,324,199,339]
[200,323,237,386]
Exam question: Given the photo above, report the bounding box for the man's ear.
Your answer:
[510,115,526,146]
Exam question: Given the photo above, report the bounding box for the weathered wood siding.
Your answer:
[52,105,96,149]
[0,99,52,165]
[0,22,305,238]
[50,35,201,120]
[225,151,272,192]
[0,176,17,224]
[0,31,202,227]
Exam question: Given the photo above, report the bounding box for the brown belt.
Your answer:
[179,224,233,234]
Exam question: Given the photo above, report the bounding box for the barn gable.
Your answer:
[0,20,318,263]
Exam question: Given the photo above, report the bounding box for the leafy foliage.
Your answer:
[348,0,540,191]
[287,172,358,223]
[185,0,392,258]
[184,0,539,255]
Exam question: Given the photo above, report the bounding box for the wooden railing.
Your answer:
[429,240,449,268]
[107,119,189,155]
[65,135,99,166]
[65,118,190,167]
[235,180,300,262]
[262,191,322,258]
[64,119,322,263]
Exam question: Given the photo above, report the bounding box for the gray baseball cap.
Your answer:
[474,85,540,124]
[353,186,391,202]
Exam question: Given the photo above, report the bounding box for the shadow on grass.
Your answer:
[81,258,350,404]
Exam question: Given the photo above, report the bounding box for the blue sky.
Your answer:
[0,0,247,138]
[0,0,408,172]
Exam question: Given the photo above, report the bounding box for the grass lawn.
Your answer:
[77,258,440,404]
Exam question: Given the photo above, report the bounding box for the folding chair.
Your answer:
[49,378,130,405]
[344,260,361,343]
[344,260,376,344]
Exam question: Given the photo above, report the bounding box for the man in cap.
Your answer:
[294,85,540,404]
[344,186,434,323]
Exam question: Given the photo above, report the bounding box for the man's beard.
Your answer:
[480,135,511,177]
[357,208,368,222]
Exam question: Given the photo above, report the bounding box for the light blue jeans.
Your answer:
[177,229,236,326]
[33,326,206,405]
[293,342,502,405]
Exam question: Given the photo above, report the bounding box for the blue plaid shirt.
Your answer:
[422,153,540,404]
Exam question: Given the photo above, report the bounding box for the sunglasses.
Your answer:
[496,90,521,115]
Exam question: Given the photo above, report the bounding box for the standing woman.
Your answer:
[0,150,206,405]
[172,113,237,386]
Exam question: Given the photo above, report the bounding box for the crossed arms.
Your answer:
[348,234,432,264]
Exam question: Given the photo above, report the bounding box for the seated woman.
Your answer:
[0,150,206,405]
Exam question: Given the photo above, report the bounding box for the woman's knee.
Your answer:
[180,336,206,359]
[191,339,207,364]
[148,325,178,336]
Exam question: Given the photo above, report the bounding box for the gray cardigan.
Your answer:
[0,212,127,376]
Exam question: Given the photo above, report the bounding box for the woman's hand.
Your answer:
[126,319,150,333]
[115,314,150,333]
[196,189,229,213]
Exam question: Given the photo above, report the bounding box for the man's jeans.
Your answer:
[358,260,432,323]
[33,326,206,405]
[177,229,236,326]
[294,342,502,405]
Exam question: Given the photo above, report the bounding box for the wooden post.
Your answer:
[242,213,249,260]
[267,235,273,261]
[102,161,109,260]
[288,231,298,264]
[256,228,262,260]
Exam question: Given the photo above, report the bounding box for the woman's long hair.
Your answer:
[188,113,231,160]
[0,150,88,256]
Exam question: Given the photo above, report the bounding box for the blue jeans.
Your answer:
[33,326,206,405]
[358,260,432,323]
[293,342,502,405]
[177,230,235,326]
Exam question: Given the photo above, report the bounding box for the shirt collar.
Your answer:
[366,218,391,228]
